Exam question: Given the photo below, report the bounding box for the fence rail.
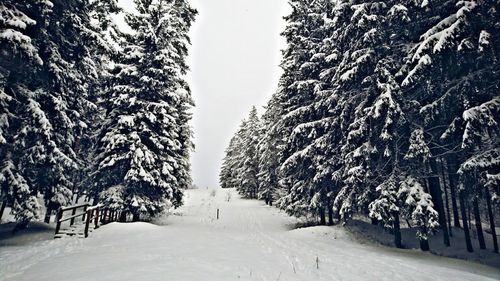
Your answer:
[54,203,121,238]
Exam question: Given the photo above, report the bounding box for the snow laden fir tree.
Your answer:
[220,0,499,253]
[0,0,197,227]
[93,0,196,221]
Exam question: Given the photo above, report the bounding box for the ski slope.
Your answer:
[1,188,499,281]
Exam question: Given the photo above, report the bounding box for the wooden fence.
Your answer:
[54,203,121,238]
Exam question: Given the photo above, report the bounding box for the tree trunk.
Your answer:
[92,192,99,206]
[472,197,486,249]
[447,155,461,228]
[0,200,6,221]
[328,205,334,225]
[428,158,450,246]
[485,189,499,253]
[406,219,412,228]
[459,191,473,252]
[371,217,379,225]
[468,203,472,230]
[393,213,403,249]
[440,160,453,237]
[119,211,127,222]
[419,225,430,251]
[44,205,53,224]
[319,208,326,225]
[132,212,140,222]
[419,238,430,251]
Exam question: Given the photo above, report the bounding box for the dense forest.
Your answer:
[220,0,499,253]
[0,0,196,228]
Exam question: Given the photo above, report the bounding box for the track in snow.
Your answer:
[1,188,499,281]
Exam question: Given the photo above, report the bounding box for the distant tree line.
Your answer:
[220,0,499,253]
[0,0,196,229]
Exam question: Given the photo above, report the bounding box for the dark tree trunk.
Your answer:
[328,205,334,225]
[371,217,379,225]
[44,205,53,224]
[419,225,429,251]
[472,198,486,249]
[447,155,461,228]
[428,158,450,246]
[419,239,430,251]
[119,211,127,222]
[319,208,326,225]
[92,192,99,206]
[468,203,472,230]
[459,191,473,252]
[0,200,6,221]
[393,213,403,249]
[406,219,412,228]
[132,212,140,222]
[440,160,453,237]
[485,190,499,253]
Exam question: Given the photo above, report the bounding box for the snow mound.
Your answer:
[101,221,161,231]
[288,225,351,241]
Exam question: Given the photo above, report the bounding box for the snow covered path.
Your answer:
[1,188,499,281]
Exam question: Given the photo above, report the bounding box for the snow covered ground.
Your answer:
[1,188,499,281]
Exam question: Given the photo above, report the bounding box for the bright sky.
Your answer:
[187,0,289,189]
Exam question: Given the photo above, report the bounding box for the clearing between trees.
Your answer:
[1,188,498,281]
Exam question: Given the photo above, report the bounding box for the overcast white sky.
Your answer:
[186,0,289,188]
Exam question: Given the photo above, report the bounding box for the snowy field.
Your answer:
[1,188,499,281]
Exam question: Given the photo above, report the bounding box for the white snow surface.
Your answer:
[1,188,499,281]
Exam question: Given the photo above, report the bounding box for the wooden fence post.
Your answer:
[95,207,100,229]
[54,208,63,235]
[103,209,108,224]
[82,205,88,221]
[84,209,91,238]
[70,207,77,226]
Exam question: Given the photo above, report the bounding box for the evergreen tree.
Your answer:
[257,98,282,205]
[275,0,332,222]
[94,0,196,221]
[239,107,260,198]
[1,0,117,226]
[0,0,43,225]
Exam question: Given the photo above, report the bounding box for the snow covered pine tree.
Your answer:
[0,0,117,228]
[93,0,196,222]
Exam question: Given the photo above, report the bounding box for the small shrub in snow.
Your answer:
[210,189,217,197]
